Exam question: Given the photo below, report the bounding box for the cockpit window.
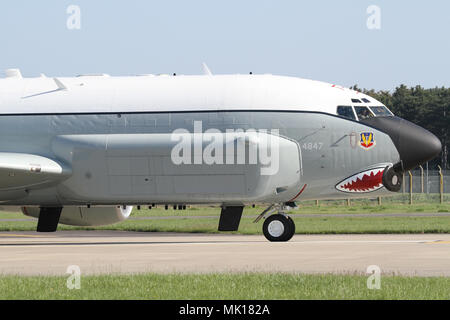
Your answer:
[369,106,393,117]
[337,106,356,120]
[354,106,375,120]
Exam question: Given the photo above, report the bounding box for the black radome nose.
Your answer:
[361,116,442,171]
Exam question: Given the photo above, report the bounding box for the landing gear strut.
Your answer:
[37,207,62,232]
[255,204,296,242]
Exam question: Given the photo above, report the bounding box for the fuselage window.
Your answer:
[354,106,375,120]
[337,106,356,120]
[370,106,393,117]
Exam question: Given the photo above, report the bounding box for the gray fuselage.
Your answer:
[0,110,400,206]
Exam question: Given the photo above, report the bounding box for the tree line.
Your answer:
[350,85,449,170]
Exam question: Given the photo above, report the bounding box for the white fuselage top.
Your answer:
[0,73,380,115]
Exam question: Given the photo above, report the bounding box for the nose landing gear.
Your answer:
[382,164,403,192]
[263,214,295,242]
[255,204,296,242]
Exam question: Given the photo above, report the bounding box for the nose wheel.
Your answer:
[254,204,296,242]
[382,165,403,192]
[262,214,295,242]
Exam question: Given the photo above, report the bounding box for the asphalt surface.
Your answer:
[0,231,449,276]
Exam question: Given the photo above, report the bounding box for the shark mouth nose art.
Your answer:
[335,167,385,193]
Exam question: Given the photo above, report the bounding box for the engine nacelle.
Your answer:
[22,206,133,226]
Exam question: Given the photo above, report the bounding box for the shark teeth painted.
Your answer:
[336,168,385,193]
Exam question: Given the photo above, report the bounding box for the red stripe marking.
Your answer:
[288,184,307,202]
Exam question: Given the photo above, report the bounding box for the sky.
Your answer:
[0,0,449,90]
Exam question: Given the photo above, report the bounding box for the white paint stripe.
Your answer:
[289,240,438,244]
[0,239,439,248]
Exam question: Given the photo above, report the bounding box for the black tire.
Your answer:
[263,214,295,242]
[284,216,296,242]
[382,165,403,192]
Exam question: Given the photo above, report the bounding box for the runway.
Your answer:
[0,231,449,276]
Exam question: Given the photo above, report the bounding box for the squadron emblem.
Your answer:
[360,132,375,149]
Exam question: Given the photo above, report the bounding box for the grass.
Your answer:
[0,273,448,300]
[107,199,448,216]
[1,198,449,234]
[4,195,449,220]
[0,216,449,234]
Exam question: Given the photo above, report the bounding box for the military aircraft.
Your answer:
[0,68,441,241]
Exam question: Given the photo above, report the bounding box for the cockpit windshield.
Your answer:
[354,106,374,120]
[336,105,394,121]
[336,106,356,120]
[369,106,393,117]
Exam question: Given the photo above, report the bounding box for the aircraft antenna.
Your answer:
[53,78,68,91]
[202,62,212,76]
